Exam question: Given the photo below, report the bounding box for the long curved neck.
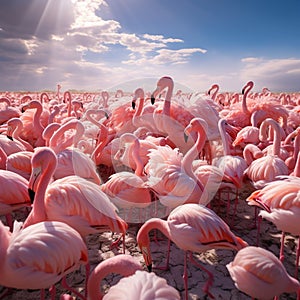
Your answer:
[64,91,72,117]
[23,159,56,227]
[294,151,300,177]
[11,121,34,151]
[0,147,7,169]
[88,257,142,300]
[0,222,11,263]
[242,82,253,114]
[32,102,44,132]
[163,84,173,116]
[91,125,109,164]
[133,97,145,121]
[219,120,231,156]
[182,127,206,191]
[131,138,144,176]
[260,119,281,156]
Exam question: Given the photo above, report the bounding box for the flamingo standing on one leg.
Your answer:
[227,246,300,300]
[137,203,248,300]
[0,220,88,300]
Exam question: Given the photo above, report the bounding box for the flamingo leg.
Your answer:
[189,252,215,299]
[279,231,286,262]
[295,236,300,279]
[61,276,85,300]
[183,251,189,300]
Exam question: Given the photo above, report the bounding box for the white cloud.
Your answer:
[241,57,300,92]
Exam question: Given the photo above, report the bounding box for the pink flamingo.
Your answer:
[244,118,289,189]
[101,90,109,108]
[0,131,27,156]
[151,76,195,154]
[101,270,180,300]
[0,169,31,229]
[247,176,300,274]
[49,119,101,184]
[227,246,300,300]
[87,254,142,300]
[146,118,209,209]
[0,220,88,300]
[0,147,6,169]
[20,100,49,147]
[137,203,248,300]
[101,133,152,223]
[22,147,128,252]
[0,97,21,125]
[6,117,34,151]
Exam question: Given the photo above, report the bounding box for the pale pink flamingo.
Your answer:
[0,220,88,300]
[102,270,180,300]
[137,203,248,300]
[242,143,263,166]
[0,97,21,125]
[244,118,289,189]
[132,88,160,133]
[0,147,6,169]
[0,169,31,229]
[146,118,209,210]
[151,76,195,154]
[20,100,49,147]
[6,117,34,151]
[49,119,101,184]
[101,90,109,108]
[225,81,289,129]
[284,127,300,173]
[23,147,128,252]
[227,246,300,300]
[87,254,142,300]
[101,133,152,223]
[247,176,300,278]
[42,122,61,147]
[0,130,29,156]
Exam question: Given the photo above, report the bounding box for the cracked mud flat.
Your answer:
[1,181,299,300]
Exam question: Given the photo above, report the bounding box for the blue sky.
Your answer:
[0,0,300,93]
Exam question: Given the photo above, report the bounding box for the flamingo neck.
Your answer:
[12,121,34,151]
[219,120,231,156]
[132,139,144,176]
[32,103,44,132]
[0,147,7,169]
[91,125,109,165]
[0,222,10,260]
[242,83,253,114]
[260,119,281,156]
[163,84,173,116]
[294,152,300,177]
[138,218,171,245]
[23,160,56,227]
[182,128,206,191]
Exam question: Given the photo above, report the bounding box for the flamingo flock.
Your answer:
[0,76,300,299]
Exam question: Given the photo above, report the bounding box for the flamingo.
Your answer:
[22,147,128,252]
[137,203,248,300]
[101,270,180,300]
[101,133,152,223]
[0,97,21,125]
[227,246,300,300]
[87,254,142,300]
[247,176,300,277]
[244,118,289,189]
[6,150,33,180]
[146,118,209,210]
[49,119,102,184]
[0,169,31,229]
[20,100,49,147]
[0,220,88,299]
[6,117,34,151]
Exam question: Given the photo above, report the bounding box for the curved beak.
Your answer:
[28,188,35,204]
[7,135,13,141]
[132,100,136,109]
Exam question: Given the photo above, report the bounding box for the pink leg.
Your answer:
[189,253,215,299]
[183,252,189,300]
[110,233,126,253]
[61,276,85,300]
[279,231,286,262]
[295,236,299,279]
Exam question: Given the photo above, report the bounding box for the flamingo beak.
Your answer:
[28,188,35,204]
[132,101,136,109]
[7,135,13,141]
[147,264,152,272]
[184,132,189,143]
[151,94,155,105]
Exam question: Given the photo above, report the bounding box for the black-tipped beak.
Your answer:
[184,132,189,143]
[21,107,25,113]
[104,112,109,119]
[28,188,35,204]
[147,264,152,272]
[7,135,13,141]
[151,95,155,105]
[242,87,245,95]
[132,101,136,109]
